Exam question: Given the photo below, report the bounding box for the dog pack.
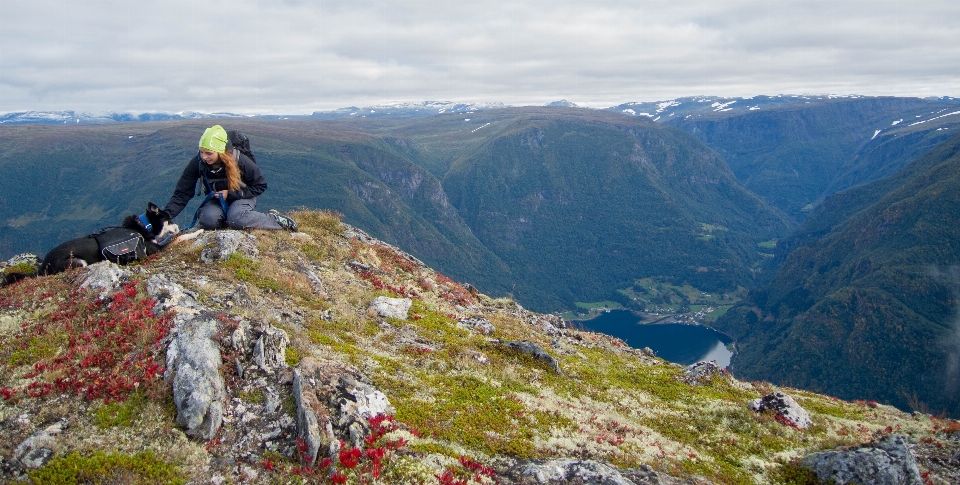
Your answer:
[92,228,147,265]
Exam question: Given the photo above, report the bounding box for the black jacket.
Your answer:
[163,150,267,219]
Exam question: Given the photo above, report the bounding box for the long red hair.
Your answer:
[217,150,242,191]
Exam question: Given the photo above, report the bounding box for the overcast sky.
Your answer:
[1,0,958,114]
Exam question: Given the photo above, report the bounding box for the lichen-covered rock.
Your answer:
[79,261,131,298]
[369,296,412,320]
[251,323,290,375]
[193,229,259,263]
[509,459,638,485]
[166,312,226,440]
[801,434,923,485]
[494,339,562,374]
[293,357,395,464]
[749,391,811,429]
[146,273,202,315]
[680,361,724,385]
[458,315,495,334]
[14,421,63,469]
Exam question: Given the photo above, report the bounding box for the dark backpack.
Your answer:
[227,130,256,164]
[92,228,147,265]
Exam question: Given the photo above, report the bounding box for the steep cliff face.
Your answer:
[1,211,957,484]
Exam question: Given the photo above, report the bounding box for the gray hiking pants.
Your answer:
[198,197,282,230]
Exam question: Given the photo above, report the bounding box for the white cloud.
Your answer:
[1,0,958,113]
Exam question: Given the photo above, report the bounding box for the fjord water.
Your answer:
[578,310,733,367]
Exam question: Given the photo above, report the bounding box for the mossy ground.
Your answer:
[2,209,956,484]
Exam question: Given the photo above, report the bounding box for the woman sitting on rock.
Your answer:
[162,125,297,231]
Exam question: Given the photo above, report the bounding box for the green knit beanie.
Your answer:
[199,125,228,153]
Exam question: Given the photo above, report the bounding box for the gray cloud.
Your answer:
[1,0,957,113]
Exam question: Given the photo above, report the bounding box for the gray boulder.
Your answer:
[14,421,64,469]
[369,296,412,320]
[494,339,562,374]
[193,230,259,263]
[166,312,226,440]
[458,315,496,334]
[801,434,923,485]
[748,391,812,429]
[680,361,724,386]
[515,459,636,484]
[79,261,131,298]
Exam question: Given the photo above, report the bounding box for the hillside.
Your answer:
[1,212,958,484]
[634,96,960,222]
[433,109,793,309]
[0,109,793,312]
[713,133,960,418]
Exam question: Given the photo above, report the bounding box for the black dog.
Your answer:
[38,202,180,276]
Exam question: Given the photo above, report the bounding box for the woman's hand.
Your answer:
[214,190,228,200]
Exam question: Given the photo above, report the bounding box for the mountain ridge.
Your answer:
[1,212,957,484]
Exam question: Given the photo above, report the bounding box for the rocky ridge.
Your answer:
[1,210,958,484]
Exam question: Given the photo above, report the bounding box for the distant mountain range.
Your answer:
[0,101,508,124]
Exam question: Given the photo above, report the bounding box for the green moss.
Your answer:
[3,262,37,276]
[94,391,146,428]
[239,387,266,404]
[797,396,864,420]
[223,253,281,291]
[393,372,571,458]
[28,450,184,485]
[285,346,302,367]
[770,459,826,485]
[408,300,471,344]
[9,335,62,367]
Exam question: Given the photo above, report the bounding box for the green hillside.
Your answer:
[714,133,960,417]
[440,109,793,309]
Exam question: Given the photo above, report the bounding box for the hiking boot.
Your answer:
[269,209,298,232]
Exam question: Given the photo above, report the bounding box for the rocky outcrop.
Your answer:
[801,434,923,485]
[679,361,725,386]
[368,296,412,320]
[506,459,715,485]
[748,391,812,429]
[13,421,64,469]
[493,339,562,374]
[78,261,131,298]
[293,357,395,465]
[458,315,496,334]
[166,311,225,440]
[193,230,259,263]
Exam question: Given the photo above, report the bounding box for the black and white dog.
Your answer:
[38,202,180,276]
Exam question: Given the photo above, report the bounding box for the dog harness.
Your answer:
[93,228,147,265]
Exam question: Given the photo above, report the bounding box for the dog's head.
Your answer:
[140,202,180,243]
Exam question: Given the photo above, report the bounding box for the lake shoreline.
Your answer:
[573,309,736,367]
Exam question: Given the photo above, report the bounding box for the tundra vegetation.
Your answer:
[1,210,958,484]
